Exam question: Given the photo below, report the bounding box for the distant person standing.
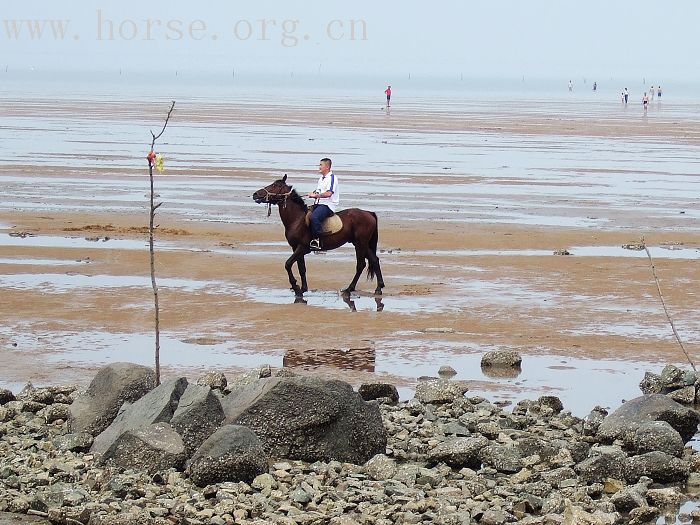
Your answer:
[657,86,662,99]
[642,92,649,112]
[384,85,392,108]
[593,82,597,92]
[650,86,655,100]
[624,88,629,104]
[568,80,573,92]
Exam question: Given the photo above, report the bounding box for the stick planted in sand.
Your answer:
[147,101,176,385]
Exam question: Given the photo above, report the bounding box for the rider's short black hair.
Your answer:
[320,157,332,168]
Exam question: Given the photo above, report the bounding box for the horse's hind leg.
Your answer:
[342,245,367,295]
[368,251,385,295]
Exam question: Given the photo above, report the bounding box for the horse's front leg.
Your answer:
[297,255,308,293]
[285,247,306,296]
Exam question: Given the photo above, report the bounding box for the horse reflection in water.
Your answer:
[294,294,384,312]
[342,295,384,312]
[252,175,385,297]
[283,347,376,373]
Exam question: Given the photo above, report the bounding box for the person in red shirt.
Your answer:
[384,85,392,107]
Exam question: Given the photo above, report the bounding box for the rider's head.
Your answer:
[319,158,332,175]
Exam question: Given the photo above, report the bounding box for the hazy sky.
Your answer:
[3,0,700,80]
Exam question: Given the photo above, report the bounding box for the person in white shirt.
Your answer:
[306,158,339,250]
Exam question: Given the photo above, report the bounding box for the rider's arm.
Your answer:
[307,190,333,198]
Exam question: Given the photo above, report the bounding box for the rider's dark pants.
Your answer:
[310,204,333,238]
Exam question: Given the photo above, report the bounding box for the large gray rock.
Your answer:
[639,372,663,395]
[53,432,93,452]
[659,364,686,389]
[0,388,15,404]
[91,377,188,455]
[363,454,398,481]
[632,420,684,457]
[427,436,488,469]
[68,363,157,436]
[583,406,608,436]
[100,422,186,473]
[623,451,689,483]
[481,349,522,368]
[668,386,696,404]
[609,486,647,512]
[170,384,224,456]
[479,444,523,473]
[414,379,468,404]
[574,446,627,483]
[89,511,166,525]
[597,394,700,444]
[188,425,268,486]
[222,375,386,464]
[358,383,399,404]
[195,370,227,392]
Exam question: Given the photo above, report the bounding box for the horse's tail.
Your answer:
[366,212,379,281]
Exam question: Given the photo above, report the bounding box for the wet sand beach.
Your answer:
[1,91,699,415]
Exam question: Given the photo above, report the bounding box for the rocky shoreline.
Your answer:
[1,362,700,525]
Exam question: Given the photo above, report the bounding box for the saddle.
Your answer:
[305,206,343,236]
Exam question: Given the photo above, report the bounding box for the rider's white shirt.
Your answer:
[315,171,339,212]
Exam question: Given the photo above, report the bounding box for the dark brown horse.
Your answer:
[252,175,385,297]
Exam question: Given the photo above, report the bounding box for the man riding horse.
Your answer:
[252,164,385,297]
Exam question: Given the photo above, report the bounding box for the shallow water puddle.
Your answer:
[4,232,697,262]
[0,234,150,250]
[239,285,462,314]
[373,340,660,416]
[0,324,677,418]
[0,272,234,293]
[1,330,281,371]
[658,499,700,524]
[387,245,700,260]
[0,257,92,267]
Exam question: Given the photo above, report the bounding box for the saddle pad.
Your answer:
[320,214,343,235]
[305,211,343,235]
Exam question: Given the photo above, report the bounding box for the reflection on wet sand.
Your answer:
[283,347,376,373]
[292,294,384,312]
[342,295,384,312]
[480,365,523,379]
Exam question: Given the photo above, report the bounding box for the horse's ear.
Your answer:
[282,174,287,183]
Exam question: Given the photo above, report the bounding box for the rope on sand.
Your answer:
[642,240,696,371]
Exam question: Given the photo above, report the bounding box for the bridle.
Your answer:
[258,185,293,217]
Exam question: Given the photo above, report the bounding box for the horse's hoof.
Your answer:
[341,288,353,296]
[374,289,383,296]
[301,287,308,293]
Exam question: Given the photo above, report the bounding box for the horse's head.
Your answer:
[252,174,293,205]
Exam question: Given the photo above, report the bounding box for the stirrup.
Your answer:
[309,239,321,251]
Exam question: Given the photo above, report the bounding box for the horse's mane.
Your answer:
[289,188,308,212]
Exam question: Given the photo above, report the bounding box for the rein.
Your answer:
[259,187,293,217]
